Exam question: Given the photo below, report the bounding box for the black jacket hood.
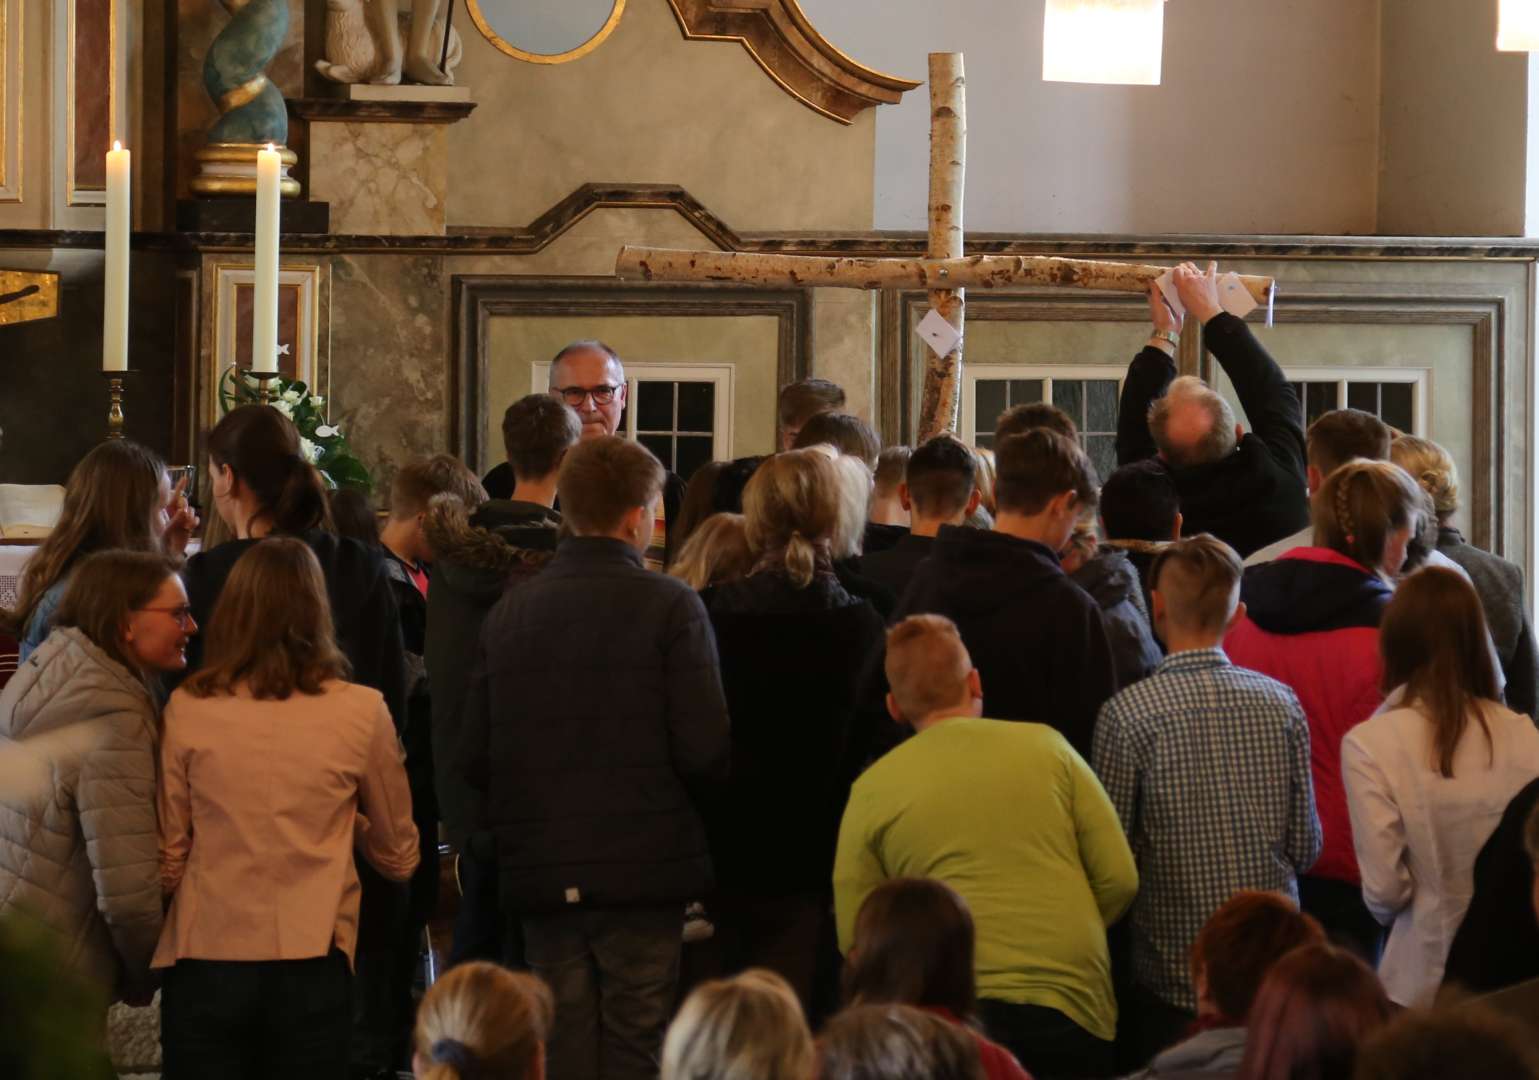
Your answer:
[1240,548,1391,636]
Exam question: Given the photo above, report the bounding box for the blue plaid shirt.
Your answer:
[1092,647,1322,1012]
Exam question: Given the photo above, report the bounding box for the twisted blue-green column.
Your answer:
[203,0,288,146]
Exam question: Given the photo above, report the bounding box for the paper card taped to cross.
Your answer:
[916,308,963,358]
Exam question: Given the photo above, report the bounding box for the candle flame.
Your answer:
[112,140,122,152]
[265,142,275,153]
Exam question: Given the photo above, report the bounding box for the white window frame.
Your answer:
[1278,367,1429,435]
[533,361,735,463]
[961,364,1127,445]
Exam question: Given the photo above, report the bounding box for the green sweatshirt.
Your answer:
[834,717,1138,1042]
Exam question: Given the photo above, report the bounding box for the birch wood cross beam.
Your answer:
[613,248,1278,306]
[612,51,1278,442]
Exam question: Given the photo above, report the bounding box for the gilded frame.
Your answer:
[0,0,21,202]
[466,0,626,65]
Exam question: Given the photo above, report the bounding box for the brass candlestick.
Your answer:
[100,369,135,440]
[241,368,280,404]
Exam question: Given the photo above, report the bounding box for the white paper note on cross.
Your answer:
[614,53,1278,442]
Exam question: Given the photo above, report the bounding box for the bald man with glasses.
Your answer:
[480,340,689,569]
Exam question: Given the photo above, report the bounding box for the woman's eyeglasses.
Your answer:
[138,605,196,628]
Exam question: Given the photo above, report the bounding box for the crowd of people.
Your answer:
[3,261,1539,1080]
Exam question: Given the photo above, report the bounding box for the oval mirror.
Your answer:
[467,0,626,64]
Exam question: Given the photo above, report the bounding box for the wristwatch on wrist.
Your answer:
[1150,328,1181,347]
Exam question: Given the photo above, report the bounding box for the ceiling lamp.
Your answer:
[1498,0,1539,51]
[1042,0,1166,86]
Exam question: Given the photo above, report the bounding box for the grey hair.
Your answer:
[1148,376,1237,467]
[548,340,625,387]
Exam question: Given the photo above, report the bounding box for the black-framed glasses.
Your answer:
[556,384,620,407]
[137,604,196,628]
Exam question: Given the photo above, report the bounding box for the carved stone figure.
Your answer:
[316,0,464,86]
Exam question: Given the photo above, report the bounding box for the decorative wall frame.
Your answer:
[450,276,811,467]
[205,260,326,425]
[666,0,919,123]
[0,0,21,202]
[51,0,126,225]
[467,0,628,64]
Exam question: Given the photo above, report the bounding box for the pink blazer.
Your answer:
[153,679,419,968]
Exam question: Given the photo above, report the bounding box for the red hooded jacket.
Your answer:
[1224,547,1393,883]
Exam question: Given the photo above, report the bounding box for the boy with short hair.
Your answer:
[463,436,730,1080]
[424,393,580,966]
[1092,534,1322,1063]
[860,435,979,600]
[890,429,1116,756]
[778,377,846,451]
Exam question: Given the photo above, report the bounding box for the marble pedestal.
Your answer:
[287,92,476,237]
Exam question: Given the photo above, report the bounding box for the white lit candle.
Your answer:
[252,143,281,374]
[103,141,130,371]
[1043,0,1166,86]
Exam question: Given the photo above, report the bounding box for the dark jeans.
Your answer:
[1300,874,1385,964]
[522,905,682,1080]
[352,859,408,1071]
[1119,981,1196,1071]
[161,950,351,1079]
[977,999,1116,1080]
[449,837,506,968]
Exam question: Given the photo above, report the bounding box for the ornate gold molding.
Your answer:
[467,0,627,65]
[665,0,919,124]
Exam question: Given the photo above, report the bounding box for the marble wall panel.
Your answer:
[327,252,449,494]
[309,122,448,236]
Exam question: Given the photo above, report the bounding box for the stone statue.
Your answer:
[316,0,464,86]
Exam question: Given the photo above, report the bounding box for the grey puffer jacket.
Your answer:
[0,627,162,1000]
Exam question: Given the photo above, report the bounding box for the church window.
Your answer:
[1281,368,1426,434]
[964,365,1125,482]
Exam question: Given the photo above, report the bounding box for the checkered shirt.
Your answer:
[1092,647,1322,1013]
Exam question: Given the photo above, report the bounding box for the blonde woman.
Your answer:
[154,537,418,1077]
[705,449,886,1016]
[1391,434,1538,718]
[1225,459,1424,960]
[412,961,553,1080]
[668,512,754,593]
[662,969,813,1080]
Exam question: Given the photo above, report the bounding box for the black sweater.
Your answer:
[707,571,886,895]
[890,526,1116,757]
[1116,313,1309,558]
[178,529,409,729]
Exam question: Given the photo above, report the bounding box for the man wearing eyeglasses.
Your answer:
[482,340,688,571]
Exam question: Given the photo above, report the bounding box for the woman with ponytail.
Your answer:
[1341,567,1539,1006]
[412,962,552,1080]
[1225,459,1425,961]
[704,449,885,1021]
[181,405,407,723]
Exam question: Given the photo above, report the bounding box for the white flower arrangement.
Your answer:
[218,366,373,492]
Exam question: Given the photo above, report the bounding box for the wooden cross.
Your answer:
[615,52,1276,442]
[0,270,60,327]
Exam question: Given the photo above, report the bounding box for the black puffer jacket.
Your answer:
[423,497,559,847]
[890,526,1116,757]
[707,570,885,895]
[1071,548,1163,687]
[461,537,730,912]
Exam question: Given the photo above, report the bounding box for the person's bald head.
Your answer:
[883,615,982,729]
[1149,377,1238,469]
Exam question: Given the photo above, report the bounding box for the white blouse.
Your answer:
[1342,695,1539,1005]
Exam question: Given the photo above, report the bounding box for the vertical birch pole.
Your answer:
[918,52,966,442]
